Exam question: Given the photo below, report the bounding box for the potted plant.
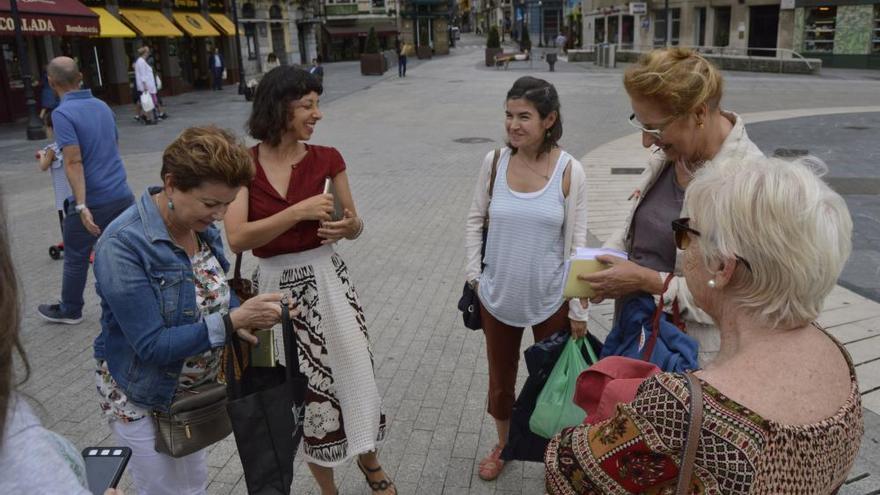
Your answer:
[417,29,432,59]
[360,27,386,75]
[485,25,503,66]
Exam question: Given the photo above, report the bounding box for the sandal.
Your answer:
[356,458,397,494]
[478,445,506,481]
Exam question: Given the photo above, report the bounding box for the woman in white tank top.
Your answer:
[463,76,589,482]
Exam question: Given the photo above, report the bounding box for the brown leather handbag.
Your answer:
[152,381,232,458]
[228,253,255,302]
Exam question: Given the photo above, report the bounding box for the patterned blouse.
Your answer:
[545,342,863,494]
[96,240,231,422]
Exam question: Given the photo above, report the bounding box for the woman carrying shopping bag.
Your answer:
[463,76,589,481]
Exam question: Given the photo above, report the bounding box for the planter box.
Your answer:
[360,53,386,75]
[417,46,433,59]
[485,47,503,67]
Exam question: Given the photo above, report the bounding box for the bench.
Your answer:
[494,52,533,70]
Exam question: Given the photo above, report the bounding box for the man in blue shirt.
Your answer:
[38,57,134,325]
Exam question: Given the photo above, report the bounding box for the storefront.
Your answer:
[400,0,450,56]
[205,3,238,84]
[0,0,99,122]
[323,20,398,61]
[118,4,184,94]
[170,1,220,90]
[793,0,880,68]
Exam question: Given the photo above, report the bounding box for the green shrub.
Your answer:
[487,26,501,49]
[365,27,380,54]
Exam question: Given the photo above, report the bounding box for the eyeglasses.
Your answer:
[671,217,753,272]
[628,113,676,140]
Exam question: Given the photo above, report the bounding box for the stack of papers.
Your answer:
[562,248,629,299]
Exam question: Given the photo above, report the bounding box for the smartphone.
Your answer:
[322,177,343,221]
[82,447,131,494]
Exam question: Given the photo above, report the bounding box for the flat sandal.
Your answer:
[356,458,397,494]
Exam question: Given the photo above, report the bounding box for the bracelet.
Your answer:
[223,312,234,339]
[350,217,364,240]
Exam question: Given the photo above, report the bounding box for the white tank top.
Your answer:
[478,149,568,327]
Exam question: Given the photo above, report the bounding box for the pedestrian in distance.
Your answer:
[579,48,763,366]
[464,76,589,481]
[546,156,863,493]
[266,52,281,72]
[0,194,124,495]
[209,46,225,91]
[134,46,166,123]
[37,57,135,325]
[398,42,412,77]
[225,66,393,495]
[309,56,324,83]
[36,109,72,238]
[92,126,290,495]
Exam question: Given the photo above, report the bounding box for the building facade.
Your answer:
[581,0,880,68]
[321,0,398,61]
[398,0,450,56]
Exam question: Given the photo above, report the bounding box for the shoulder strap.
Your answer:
[676,373,704,495]
[488,148,501,199]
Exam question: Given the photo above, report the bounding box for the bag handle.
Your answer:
[233,253,244,283]
[483,148,501,228]
[641,273,678,361]
[225,336,245,398]
[676,372,704,494]
[280,303,299,382]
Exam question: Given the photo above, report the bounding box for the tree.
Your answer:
[487,25,501,49]
[364,27,380,54]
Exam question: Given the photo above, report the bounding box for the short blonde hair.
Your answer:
[161,126,254,191]
[624,48,724,116]
[685,157,852,328]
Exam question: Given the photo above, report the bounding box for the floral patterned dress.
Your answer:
[96,240,231,421]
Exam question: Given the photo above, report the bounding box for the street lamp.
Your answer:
[9,0,46,140]
[537,0,543,47]
[229,0,247,95]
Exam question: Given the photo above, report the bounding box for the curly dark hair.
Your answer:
[247,66,323,147]
[505,76,563,156]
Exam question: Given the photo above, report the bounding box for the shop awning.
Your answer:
[118,8,183,37]
[208,13,235,35]
[0,0,99,37]
[90,7,135,38]
[325,22,398,38]
[172,12,219,37]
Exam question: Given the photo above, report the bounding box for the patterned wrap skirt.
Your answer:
[255,245,386,467]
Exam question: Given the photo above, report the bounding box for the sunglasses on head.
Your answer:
[671,217,753,272]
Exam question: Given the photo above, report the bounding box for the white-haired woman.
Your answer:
[545,156,863,493]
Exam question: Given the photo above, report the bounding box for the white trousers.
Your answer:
[110,419,208,495]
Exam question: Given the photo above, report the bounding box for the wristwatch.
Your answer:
[74,204,87,213]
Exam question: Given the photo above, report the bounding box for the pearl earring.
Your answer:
[167,199,175,211]
[708,279,716,289]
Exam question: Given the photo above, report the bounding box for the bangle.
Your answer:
[350,217,364,240]
[223,312,234,339]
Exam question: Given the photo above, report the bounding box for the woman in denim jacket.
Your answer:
[92,126,289,495]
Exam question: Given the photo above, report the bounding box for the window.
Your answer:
[873,5,880,53]
[594,17,604,44]
[804,6,836,53]
[653,10,666,46]
[245,23,257,60]
[713,6,731,46]
[653,9,679,46]
[371,0,385,8]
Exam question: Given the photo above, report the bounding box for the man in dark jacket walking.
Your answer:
[209,47,225,91]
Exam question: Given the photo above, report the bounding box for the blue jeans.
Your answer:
[61,195,134,316]
[398,56,407,77]
[212,68,223,90]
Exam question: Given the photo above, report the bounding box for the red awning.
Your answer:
[0,0,99,37]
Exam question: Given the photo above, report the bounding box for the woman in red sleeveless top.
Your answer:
[225,67,393,495]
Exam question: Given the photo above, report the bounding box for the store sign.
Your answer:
[0,14,99,35]
[117,0,163,9]
[173,0,200,12]
[629,2,647,15]
[207,0,225,13]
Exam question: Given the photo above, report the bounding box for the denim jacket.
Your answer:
[93,187,240,412]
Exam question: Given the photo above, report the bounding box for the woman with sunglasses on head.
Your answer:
[464,76,589,481]
[579,48,762,364]
[546,156,862,493]
[225,67,390,495]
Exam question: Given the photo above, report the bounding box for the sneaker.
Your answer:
[37,304,83,324]
[158,113,168,120]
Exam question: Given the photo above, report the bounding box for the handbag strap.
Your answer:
[233,252,244,282]
[280,304,299,382]
[676,372,704,495]
[483,148,501,228]
[225,336,245,398]
[642,273,677,361]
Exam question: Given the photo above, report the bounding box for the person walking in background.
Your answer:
[579,48,763,365]
[36,57,135,325]
[309,57,324,83]
[225,67,393,495]
[39,67,59,119]
[36,109,72,236]
[134,46,158,123]
[209,47,225,91]
[91,126,287,495]
[266,52,281,71]
[397,42,411,78]
[464,76,589,481]
[546,156,863,493]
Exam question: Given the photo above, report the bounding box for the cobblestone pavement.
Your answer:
[4,35,880,493]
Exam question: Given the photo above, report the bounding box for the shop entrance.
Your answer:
[748,5,779,56]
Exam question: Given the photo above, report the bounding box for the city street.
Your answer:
[3,35,880,493]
